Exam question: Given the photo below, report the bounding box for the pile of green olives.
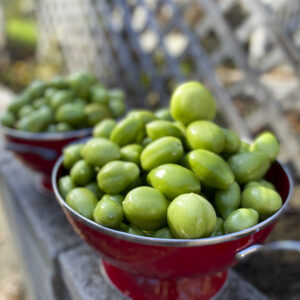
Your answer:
[58,81,282,240]
[1,73,126,132]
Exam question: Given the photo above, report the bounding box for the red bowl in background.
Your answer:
[52,157,293,300]
[2,126,92,192]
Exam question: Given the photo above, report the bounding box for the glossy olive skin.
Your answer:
[66,188,98,220]
[128,110,158,125]
[186,121,225,153]
[97,161,140,194]
[244,180,276,191]
[70,160,95,186]
[210,217,225,237]
[170,82,216,125]
[241,186,282,218]
[250,132,279,162]
[101,194,125,205]
[141,137,184,171]
[84,103,111,126]
[188,149,234,189]
[81,138,121,167]
[227,152,270,184]
[123,186,169,231]
[214,182,241,219]
[167,193,216,239]
[155,108,173,121]
[1,111,15,127]
[93,198,124,229]
[93,119,117,138]
[222,128,241,155]
[85,182,104,199]
[146,120,184,141]
[147,164,201,200]
[110,117,143,147]
[55,103,85,125]
[58,176,76,199]
[109,97,126,118]
[224,208,259,234]
[153,227,174,239]
[120,144,143,165]
[63,144,84,169]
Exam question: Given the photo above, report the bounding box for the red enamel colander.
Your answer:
[52,154,298,300]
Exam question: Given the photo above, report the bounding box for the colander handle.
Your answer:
[235,240,300,261]
[5,141,58,161]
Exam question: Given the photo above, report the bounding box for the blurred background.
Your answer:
[0,0,300,299]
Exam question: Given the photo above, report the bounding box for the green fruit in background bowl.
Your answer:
[8,92,31,114]
[93,119,117,138]
[141,137,184,171]
[167,193,216,239]
[66,188,98,220]
[186,121,225,153]
[93,198,124,229]
[109,97,126,118]
[49,90,73,110]
[241,186,282,219]
[63,144,84,169]
[170,81,216,125]
[120,144,143,165]
[70,160,95,186]
[227,152,270,184]
[55,103,86,126]
[84,103,111,126]
[224,208,259,234]
[56,122,74,132]
[97,160,140,194]
[146,120,184,141]
[90,85,110,105]
[188,149,234,189]
[81,138,121,167]
[250,132,279,162]
[123,186,169,231]
[18,105,33,119]
[1,111,16,128]
[147,163,201,200]
[214,182,241,219]
[68,72,97,99]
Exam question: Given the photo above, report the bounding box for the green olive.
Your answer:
[55,103,85,125]
[228,152,271,184]
[147,164,201,200]
[17,109,52,132]
[84,103,111,126]
[244,180,276,191]
[93,198,124,228]
[68,72,97,99]
[33,98,47,109]
[109,97,126,118]
[224,208,259,234]
[142,137,152,147]
[81,138,121,167]
[128,110,158,125]
[66,188,98,219]
[93,119,117,138]
[186,121,225,153]
[85,182,104,199]
[56,122,74,132]
[210,217,225,237]
[237,141,250,154]
[58,176,76,199]
[49,90,73,110]
[49,76,69,89]
[170,81,216,125]
[222,128,241,155]
[101,194,125,205]
[146,120,184,141]
[8,92,31,114]
[63,144,84,169]
[70,160,95,186]
[250,132,279,162]
[167,193,216,239]
[188,149,234,189]
[153,227,174,239]
[141,137,184,171]
[214,182,241,219]
[155,108,173,121]
[120,144,143,165]
[109,89,125,100]
[1,111,16,127]
[241,186,282,218]
[127,225,145,236]
[123,186,169,231]
[25,80,47,99]
[18,105,33,118]
[97,160,140,194]
[90,85,110,105]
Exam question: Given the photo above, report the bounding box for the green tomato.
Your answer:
[214,182,241,219]
[93,198,124,229]
[227,152,270,184]
[123,186,169,231]
[66,188,98,219]
[167,193,216,239]
[224,208,259,234]
[188,149,234,189]
[146,120,184,141]
[81,138,121,167]
[250,132,279,162]
[170,81,216,125]
[241,186,282,218]
[63,144,84,169]
[84,103,111,126]
[93,119,117,138]
[70,160,95,186]
[147,163,201,200]
[141,137,184,171]
[97,160,140,194]
[120,144,143,165]
[222,128,241,155]
[186,121,225,153]
[58,175,76,200]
